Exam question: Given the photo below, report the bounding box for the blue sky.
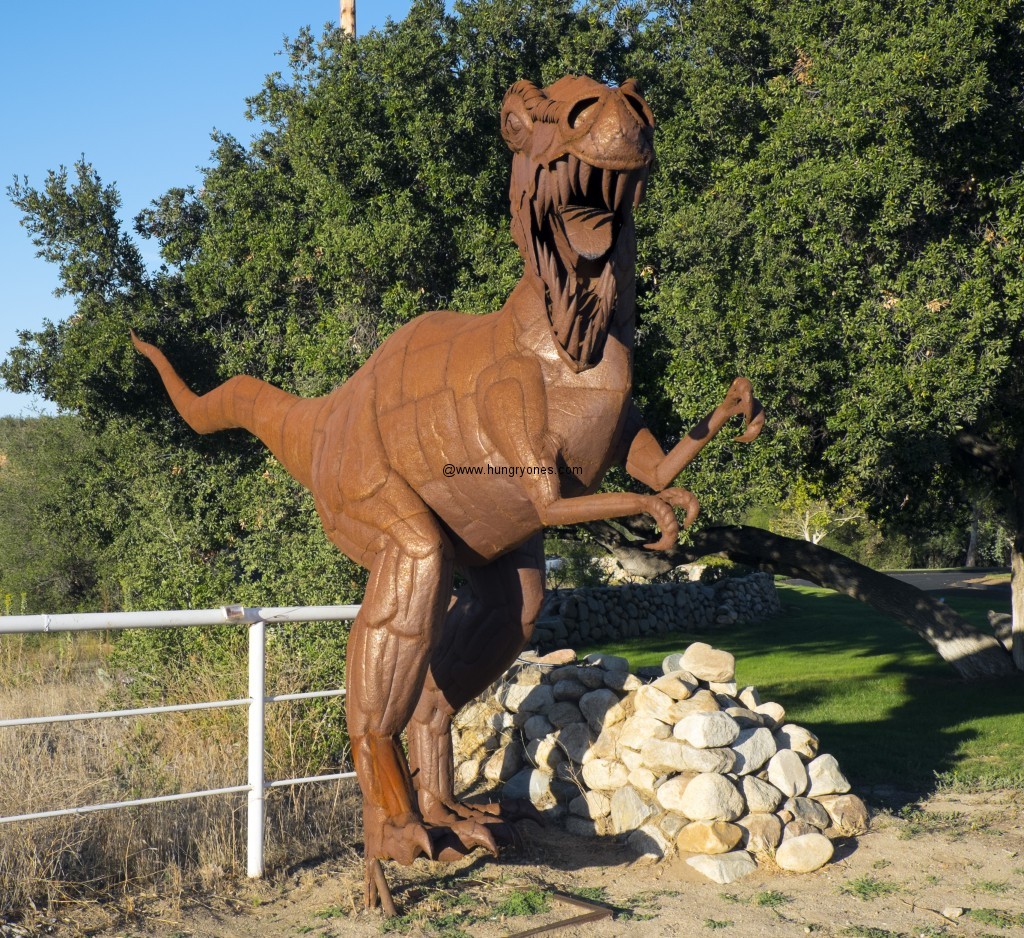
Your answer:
[0,1,415,417]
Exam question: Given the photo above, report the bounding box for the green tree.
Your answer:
[4,0,1022,677]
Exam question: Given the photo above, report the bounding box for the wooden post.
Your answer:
[341,0,356,36]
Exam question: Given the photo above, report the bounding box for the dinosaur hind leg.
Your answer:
[406,535,545,838]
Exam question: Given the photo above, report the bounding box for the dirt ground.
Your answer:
[38,788,1024,938]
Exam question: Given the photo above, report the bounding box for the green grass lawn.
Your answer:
[582,585,1024,795]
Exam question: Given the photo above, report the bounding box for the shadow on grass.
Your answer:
[584,584,1023,805]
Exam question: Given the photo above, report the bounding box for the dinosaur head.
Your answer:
[501,75,654,371]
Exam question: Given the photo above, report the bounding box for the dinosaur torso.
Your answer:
[306,77,654,567]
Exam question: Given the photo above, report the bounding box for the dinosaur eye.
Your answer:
[568,98,600,129]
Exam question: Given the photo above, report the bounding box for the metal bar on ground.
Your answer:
[505,891,614,938]
[265,689,346,703]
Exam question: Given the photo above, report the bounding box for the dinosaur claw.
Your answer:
[735,404,765,443]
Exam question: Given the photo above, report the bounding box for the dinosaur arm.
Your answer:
[478,365,679,550]
[625,378,765,492]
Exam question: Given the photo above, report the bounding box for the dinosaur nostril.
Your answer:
[567,97,600,129]
[623,93,652,126]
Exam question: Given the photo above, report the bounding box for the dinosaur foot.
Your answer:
[367,811,505,867]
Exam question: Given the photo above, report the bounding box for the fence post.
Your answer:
[247,619,266,877]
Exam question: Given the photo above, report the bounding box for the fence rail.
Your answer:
[0,603,362,877]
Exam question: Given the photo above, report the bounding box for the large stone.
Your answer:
[548,701,586,727]
[579,688,625,733]
[583,725,619,763]
[581,758,629,791]
[783,819,819,841]
[634,685,678,723]
[741,774,784,813]
[652,671,698,701]
[754,701,786,727]
[807,754,851,797]
[502,768,551,804]
[552,679,587,702]
[620,746,644,772]
[603,670,643,692]
[583,653,630,672]
[724,706,768,729]
[670,690,721,719]
[483,746,523,782]
[738,686,761,709]
[736,813,782,852]
[627,824,673,861]
[641,739,735,775]
[679,773,745,821]
[611,785,654,834]
[676,821,743,855]
[454,758,480,791]
[531,648,576,665]
[525,736,565,771]
[730,726,777,775]
[816,794,870,834]
[569,790,611,819]
[784,796,831,829]
[555,723,594,764]
[655,773,696,812]
[661,652,686,674]
[680,642,736,683]
[686,851,757,884]
[497,682,554,713]
[768,749,808,796]
[708,680,739,697]
[627,766,658,796]
[618,715,672,751]
[523,714,555,741]
[774,724,819,760]
[774,832,834,873]
[674,711,741,749]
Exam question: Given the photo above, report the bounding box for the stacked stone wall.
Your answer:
[452,642,869,884]
[532,572,781,651]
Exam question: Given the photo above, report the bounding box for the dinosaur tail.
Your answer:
[130,330,321,489]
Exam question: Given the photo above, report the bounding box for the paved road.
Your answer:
[783,567,1011,595]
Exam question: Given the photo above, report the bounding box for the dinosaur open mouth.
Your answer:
[534,155,644,267]
[527,154,646,370]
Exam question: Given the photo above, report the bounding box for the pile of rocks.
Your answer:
[452,641,869,884]
[532,573,780,651]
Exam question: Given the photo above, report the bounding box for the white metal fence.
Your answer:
[0,603,361,877]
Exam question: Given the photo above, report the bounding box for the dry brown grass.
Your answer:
[0,633,361,925]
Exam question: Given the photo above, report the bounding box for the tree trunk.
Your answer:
[584,521,1018,680]
[965,504,980,567]
[1011,533,1024,670]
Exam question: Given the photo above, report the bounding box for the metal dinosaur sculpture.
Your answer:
[132,75,763,905]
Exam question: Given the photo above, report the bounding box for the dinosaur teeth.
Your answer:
[555,159,571,207]
[568,154,580,196]
[613,172,627,212]
[634,174,646,207]
[602,168,613,210]
[578,161,593,200]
